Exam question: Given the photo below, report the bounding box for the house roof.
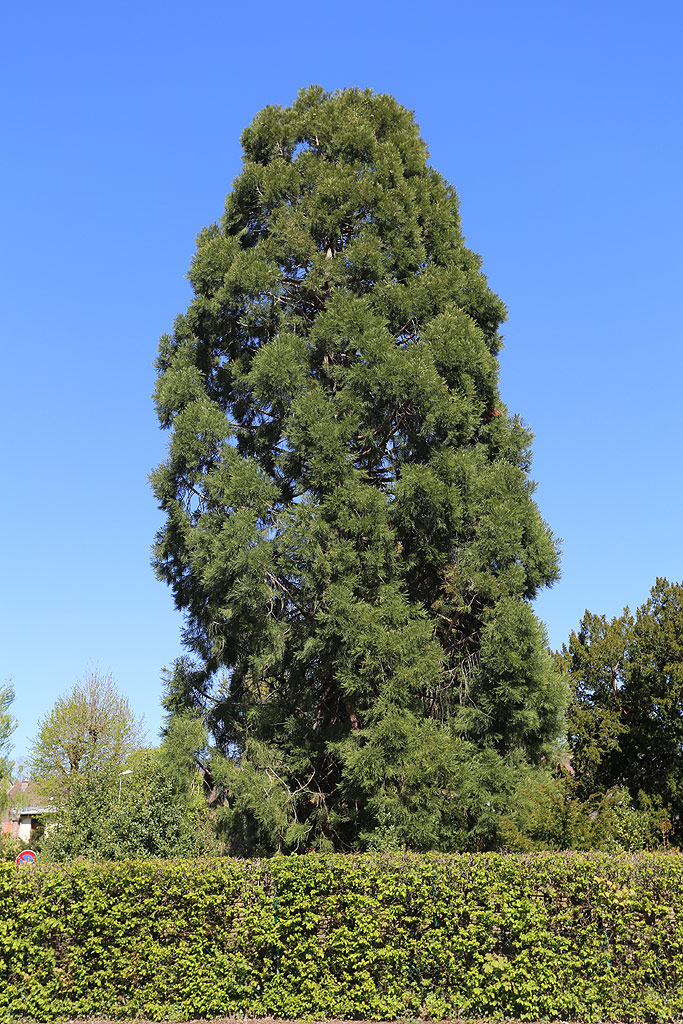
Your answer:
[5,780,52,816]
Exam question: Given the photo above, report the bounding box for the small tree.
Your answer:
[0,682,16,814]
[500,773,664,853]
[42,718,217,862]
[28,672,145,800]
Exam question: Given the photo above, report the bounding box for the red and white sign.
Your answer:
[15,849,37,866]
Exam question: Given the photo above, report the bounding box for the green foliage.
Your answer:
[41,744,219,863]
[152,86,564,853]
[3,852,683,1022]
[501,772,666,853]
[501,771,607,852]
[621,580,683,817]
[0,836,24,864]
[606,790,669,852]
[0,683,16,811]
[560,609,631,801]
[561,578,683,833]
[27,671,145,801]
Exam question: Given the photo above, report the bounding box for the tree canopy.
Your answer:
[28,671,145,800]
[152,86,563,853]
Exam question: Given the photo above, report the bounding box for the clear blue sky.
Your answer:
[3,0,681,761]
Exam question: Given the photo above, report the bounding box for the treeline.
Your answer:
[2,575,680,862]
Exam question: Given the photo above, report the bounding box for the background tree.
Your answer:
[619,579,683,824]
[28,671,145,800]
[560,578,683,838]
[153,86,564,853]
[560,610,631,801]
[0,682,16,814]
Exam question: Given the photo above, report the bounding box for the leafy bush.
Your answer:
[0,836,24,864]
[2,852,683,1022]
[500,772,671,853]
[41,747,220,863]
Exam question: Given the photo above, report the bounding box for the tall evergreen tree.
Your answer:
[152,87,563,853]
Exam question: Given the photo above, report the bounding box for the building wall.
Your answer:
[1,816,34,842]
[17,816,32,843]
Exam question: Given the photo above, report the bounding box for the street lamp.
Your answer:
[118,770,133,803]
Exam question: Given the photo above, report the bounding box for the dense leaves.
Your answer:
[152,86,563,852]
[501,773,665,853]
[40,746,217,863]
[3,852,683,1022]
[561,578,683,834]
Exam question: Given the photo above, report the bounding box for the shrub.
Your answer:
[2,852,683,1022]
[0,837,24,864]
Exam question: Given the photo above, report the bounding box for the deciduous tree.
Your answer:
[0,683,16,813]
[28,672,145,800]
[42,744,218,862]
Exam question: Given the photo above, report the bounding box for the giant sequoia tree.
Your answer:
[152,87,563,853]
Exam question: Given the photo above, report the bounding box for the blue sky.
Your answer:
[2,0,681,760]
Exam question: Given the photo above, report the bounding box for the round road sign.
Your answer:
[15,849,37,867]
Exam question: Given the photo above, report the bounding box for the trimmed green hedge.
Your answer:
[2,852,683,1021]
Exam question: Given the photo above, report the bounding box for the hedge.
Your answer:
[2,852,683,1022]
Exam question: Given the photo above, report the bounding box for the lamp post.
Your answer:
[118,769,133,803]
